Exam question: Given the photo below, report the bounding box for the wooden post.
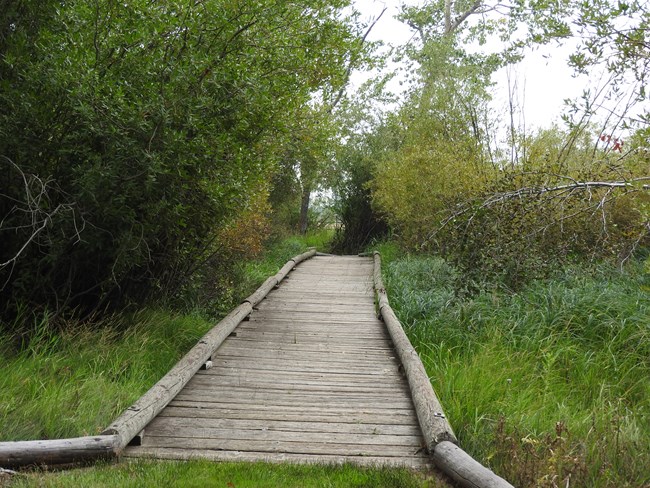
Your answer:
[372,252,514,488]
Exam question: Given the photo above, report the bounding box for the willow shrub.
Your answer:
[0,0,363,327]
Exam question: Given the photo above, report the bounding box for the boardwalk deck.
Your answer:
[125,256,432,469]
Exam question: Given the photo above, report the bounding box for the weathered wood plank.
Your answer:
[213,340,394,354]
[249,312,380,323]
[195,369,404,384]
[255,304,376,314]
[123,447,432,469]
[143,422,424,447]
[174,389,414,405]
[185,378,410,396]
[223,340,391,350]
[242,319,386,328]
[198,368,405,383]
[234,322,388,335]
[159,406,419,426]
[211,359,399,375]
[227,329,390,340]
[156,412,420,435]
[255,296,375,306]
[139,436,424,458]
[209,349,399,365]
[166,401,419,421]
[173,392,414,409]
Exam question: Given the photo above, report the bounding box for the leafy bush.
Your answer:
[0,0,363,327]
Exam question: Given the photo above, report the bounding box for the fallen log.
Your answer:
[0,436,118,469]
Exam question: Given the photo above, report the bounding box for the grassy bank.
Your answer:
[6,460,439,488]
[377,242,650,487]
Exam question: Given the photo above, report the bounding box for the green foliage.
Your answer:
[0,310,212,441]
[330,111,393,254]
[429,126,650,287]
[383,251,650,487]
[371,37,498,247]
[0,0,365,326]
[363,0,649,285]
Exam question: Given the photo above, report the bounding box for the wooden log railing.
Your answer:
[0,249,316,469]
[372,251,514,488]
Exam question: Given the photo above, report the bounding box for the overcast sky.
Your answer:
[350,0,589,132]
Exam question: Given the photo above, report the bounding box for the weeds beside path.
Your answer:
[378,242,650,487]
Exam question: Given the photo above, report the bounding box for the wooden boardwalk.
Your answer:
[125,256,431,469]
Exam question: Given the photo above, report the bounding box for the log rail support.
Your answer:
[373,251,514,488]
[0,249,317,469]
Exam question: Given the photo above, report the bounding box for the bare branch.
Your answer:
[424,176,650,245]
[0,157,80,280]
[328,7,387,113]
[447,0,483,35]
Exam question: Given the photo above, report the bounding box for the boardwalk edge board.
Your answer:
[373,251,514,488]
[0,249,316,469]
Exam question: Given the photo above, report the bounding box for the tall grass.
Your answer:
[239,229,334,290]
[378,242,650,487]
[0,311,213,441]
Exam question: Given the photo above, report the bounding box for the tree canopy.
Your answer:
[0,0,372,322]
[1,0,648,323]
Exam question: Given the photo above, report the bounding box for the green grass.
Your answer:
[0,231,437,487]
[0,310,214,441]
[239,229,334,290]
[377,241,650,487]
[7,459,441,488]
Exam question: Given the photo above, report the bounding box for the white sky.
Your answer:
[350,0,589,131]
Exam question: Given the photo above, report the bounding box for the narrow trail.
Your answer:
[125,256,432,469]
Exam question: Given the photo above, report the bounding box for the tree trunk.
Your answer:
[299,185,311,235]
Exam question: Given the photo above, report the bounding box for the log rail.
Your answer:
[372,251,514,488]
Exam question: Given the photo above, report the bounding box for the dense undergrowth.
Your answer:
[377,241,650,487]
